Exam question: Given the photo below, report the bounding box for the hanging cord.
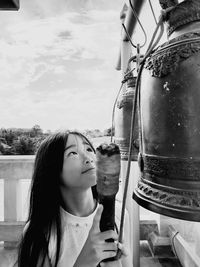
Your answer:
[136,44,141,72]
[121,0,147,49]
[171,230,179,259]
[116,6,175,259]
[129,0,147,48]
[148,0,158,24]
[122,23,137,48]
[146,6,176,56]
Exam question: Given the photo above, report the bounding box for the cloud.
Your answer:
[0,0,124,131]
[53,65,66,74]
[4,7,121,59]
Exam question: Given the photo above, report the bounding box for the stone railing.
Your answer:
[0,156,34,247]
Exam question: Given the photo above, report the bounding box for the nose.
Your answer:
[84,152,94,165]
[85,157,94,164]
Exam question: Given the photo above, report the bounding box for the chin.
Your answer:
[82,171,96,187]
[87,175,97,187]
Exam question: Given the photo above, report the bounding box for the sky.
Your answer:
[0,0,163,132]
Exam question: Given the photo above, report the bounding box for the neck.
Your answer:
[60,186,96,217]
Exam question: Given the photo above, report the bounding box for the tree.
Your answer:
[103,127,114,136]
[0,129,16,145]
[30,125,43,137]
[13,136,36,155]
[0,126,48,155]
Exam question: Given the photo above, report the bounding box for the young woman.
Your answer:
[17,131,131,267]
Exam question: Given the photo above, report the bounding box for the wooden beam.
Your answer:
[0,0,19,10]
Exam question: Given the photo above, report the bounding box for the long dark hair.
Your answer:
[18,131,97,267]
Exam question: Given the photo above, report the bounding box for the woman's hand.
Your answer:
[73,205,119,267]
[100,242,129,267]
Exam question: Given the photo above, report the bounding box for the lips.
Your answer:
[82,167,95,174]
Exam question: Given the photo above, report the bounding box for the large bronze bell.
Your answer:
[133,0,200,221]
[114,71,139,161]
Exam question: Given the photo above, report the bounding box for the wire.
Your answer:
[148,0,158,24]
[122,23,137,48]
[129,0,147,48]
[171,231,179,259]
[122,0,148,49]
[125,67,136,77]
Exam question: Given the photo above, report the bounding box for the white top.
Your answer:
[48,200,131,267]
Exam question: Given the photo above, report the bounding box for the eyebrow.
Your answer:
[64,141,91,151]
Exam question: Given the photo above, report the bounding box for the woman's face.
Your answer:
[60,134,96,190]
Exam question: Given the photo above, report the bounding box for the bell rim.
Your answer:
[133,188,200,222]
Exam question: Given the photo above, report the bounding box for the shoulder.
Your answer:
[22,221,30,236]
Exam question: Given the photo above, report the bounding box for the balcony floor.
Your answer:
[0,242,182,267]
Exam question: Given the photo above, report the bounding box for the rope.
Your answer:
[171,230,179,258]
[148,0,158,24]
[129,0,147,48]
[122,23,137,48]
[122,0,148,49]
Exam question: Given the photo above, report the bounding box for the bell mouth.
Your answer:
[133,178,200,222]
[133,153,200,222]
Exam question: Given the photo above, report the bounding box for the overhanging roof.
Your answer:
[0,0,19,10]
